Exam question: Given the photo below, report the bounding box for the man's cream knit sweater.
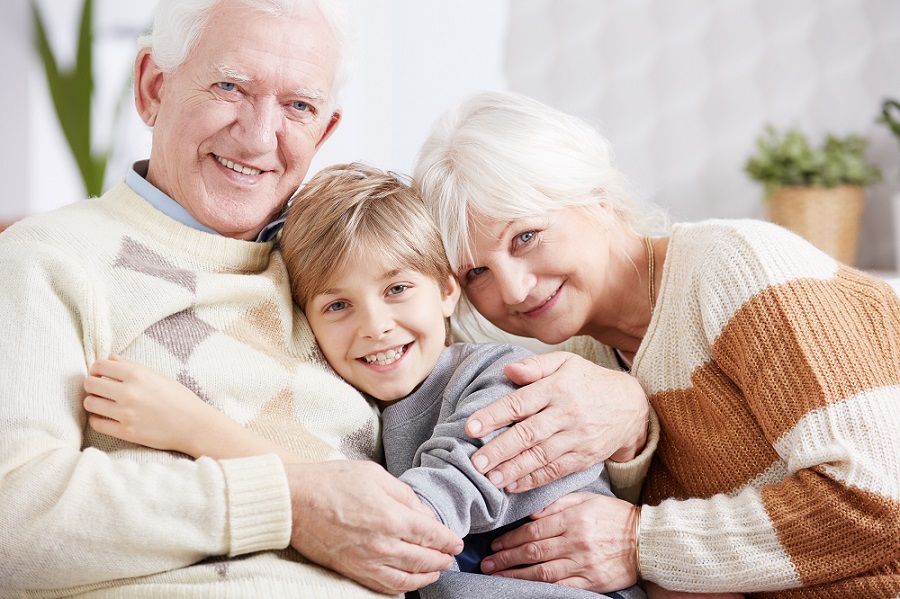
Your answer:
[0,182,388,598]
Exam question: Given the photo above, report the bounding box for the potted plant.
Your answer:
[745,125,881,265]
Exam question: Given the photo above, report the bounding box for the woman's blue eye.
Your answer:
[217,82,236,92]
[387,285,408,296]
[467,267,487,279]
[518,231,535,244]
[326,301,348,312]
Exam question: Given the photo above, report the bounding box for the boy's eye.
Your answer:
[325,301,349,312]
[387,284,408,296]
[217,82,237,92]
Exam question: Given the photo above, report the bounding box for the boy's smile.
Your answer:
[305,256,460,406]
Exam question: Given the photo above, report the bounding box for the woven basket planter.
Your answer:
[767,185,864,266]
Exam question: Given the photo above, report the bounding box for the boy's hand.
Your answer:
[83,355,217,454]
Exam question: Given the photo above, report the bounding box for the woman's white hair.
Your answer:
[138,0,351,101]
[414,90,667,272]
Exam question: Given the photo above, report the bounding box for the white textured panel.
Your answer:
[506,0,900,269]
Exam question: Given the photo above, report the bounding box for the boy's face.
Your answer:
[305,256,460,405]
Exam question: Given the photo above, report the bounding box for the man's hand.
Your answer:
[480,492,639,593]
[287,460,463,595]
[465,352,649,492]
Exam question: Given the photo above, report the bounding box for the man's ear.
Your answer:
[134,48,165,127]
[315,108,342,150]
[441,274,462,317]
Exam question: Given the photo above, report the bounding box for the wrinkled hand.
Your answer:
[287,460,464,595]
[643,582,745,599]
[466,351,648,492]
[480,492,638,593]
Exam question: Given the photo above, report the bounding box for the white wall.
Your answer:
[505,0,900,269]
[8,0,508,220]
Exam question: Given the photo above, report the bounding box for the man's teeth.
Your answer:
[364,346,405,365]
[215,155,261,176]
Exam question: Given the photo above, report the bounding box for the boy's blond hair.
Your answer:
[281,162,453,310]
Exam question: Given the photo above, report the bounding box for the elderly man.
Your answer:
[0,0,462,596]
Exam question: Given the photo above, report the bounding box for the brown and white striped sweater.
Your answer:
[630,219,900,597]
[0,181,388,598]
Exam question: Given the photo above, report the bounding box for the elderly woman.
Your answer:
[413,90,900,598]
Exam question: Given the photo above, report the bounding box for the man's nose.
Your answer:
[236,99,281,154]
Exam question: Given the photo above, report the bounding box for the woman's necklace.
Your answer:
[644,237,656,314]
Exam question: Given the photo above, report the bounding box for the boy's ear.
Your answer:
[441,274,461,317]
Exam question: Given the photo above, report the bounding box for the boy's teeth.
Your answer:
[215,155,261,176]
[364,346,405,365]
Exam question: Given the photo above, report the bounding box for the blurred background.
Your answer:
[4,0,900,269]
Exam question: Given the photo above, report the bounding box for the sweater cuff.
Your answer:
[220,454,292,556]
[606,407,659,504]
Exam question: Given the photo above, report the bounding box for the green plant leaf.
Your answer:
[32,0,109,197]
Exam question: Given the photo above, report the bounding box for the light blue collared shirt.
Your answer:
[125,160,286,242]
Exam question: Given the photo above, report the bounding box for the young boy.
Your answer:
[83,163,644,599]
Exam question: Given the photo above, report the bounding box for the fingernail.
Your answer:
[468,419,482,435]
[490,539,503,551]
[473,454,488,471]
[488,470,504,486]
[506,480,517,492]
[481,559,495,573]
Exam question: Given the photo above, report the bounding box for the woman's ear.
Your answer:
[134,48,165,127]
[441,274,462,317]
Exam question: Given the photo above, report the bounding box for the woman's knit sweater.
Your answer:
[0,182,388,598]
[631,219,900,597]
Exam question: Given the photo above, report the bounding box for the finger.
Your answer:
[83,394,118,419]
[466,385,551,441]
[486,556,571,584]
[508,449,591,493]
[82,375,124,401]
[89,357,132,380]
[470,412,563,485]
[502,351,570,387]
[87,412,121,436]
[351,564,442,596]
[383,479,464,555]
[490,511,566,553]
[530,492,595,518]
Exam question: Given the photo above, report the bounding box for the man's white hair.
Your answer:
[138,0,351,102]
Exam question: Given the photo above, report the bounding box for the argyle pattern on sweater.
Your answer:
[0,181,387,598]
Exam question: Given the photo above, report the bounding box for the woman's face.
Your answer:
[458,205,610,344]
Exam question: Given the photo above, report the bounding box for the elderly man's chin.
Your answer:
[197,154,290,240]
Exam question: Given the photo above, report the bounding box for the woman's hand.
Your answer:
[83,354,222,455]
[480,492,639,593]
[466,351,649,492]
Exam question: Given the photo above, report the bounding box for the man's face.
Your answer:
[138,0,341,240]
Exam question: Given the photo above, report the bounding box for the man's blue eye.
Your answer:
[518,231,535,243]
[293,101,311,112]
[217,82,236,92]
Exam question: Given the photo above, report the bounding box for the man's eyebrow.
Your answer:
[293,87,330,104]
[212,63,252,82]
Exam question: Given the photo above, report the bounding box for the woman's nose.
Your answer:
[496,263,534,307]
